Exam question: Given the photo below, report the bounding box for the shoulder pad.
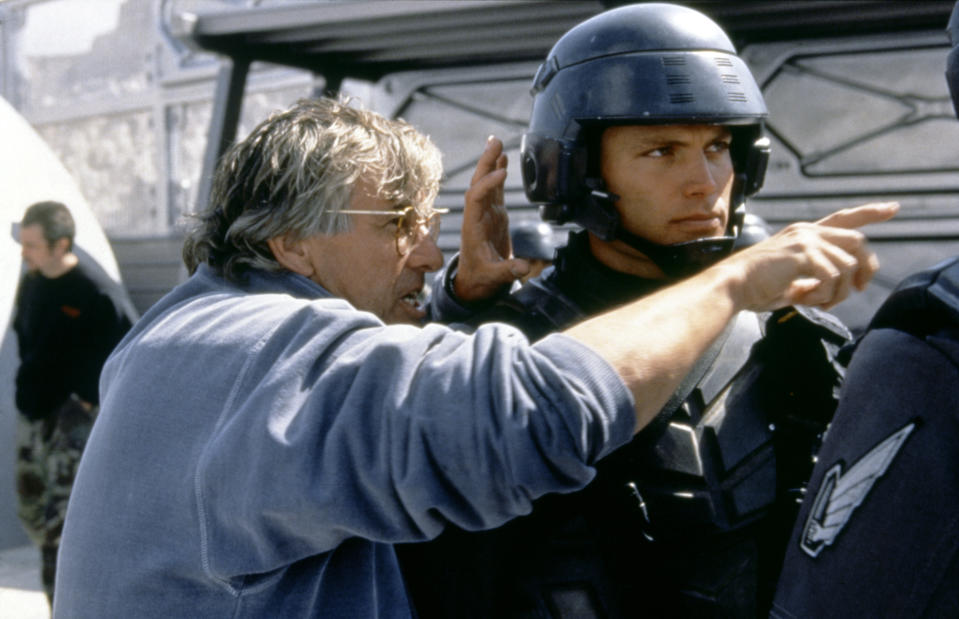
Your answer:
[868,256,959,336]
[510,273,584,330]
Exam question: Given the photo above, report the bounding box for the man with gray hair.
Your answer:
[55,96,892,618]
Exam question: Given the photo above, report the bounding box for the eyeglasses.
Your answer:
[338,205,448,256]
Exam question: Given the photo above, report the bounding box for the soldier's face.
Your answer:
[590,124,734,278]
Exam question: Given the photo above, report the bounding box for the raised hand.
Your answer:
[453,137,530,302]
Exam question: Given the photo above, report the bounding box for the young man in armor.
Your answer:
[399,3,895,617]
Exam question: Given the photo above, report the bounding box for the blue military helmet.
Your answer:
[520,2,771,276]
[511,221,557,261]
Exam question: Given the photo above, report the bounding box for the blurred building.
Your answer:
[0,0,320,313]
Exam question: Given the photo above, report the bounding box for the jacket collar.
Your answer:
[195,263,335,302]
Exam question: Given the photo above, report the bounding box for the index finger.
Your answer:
[816,201,899,229]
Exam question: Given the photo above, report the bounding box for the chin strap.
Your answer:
[582,186,739,279]
[615,228,737,278]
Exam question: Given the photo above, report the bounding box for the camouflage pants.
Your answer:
[15,395,97,603]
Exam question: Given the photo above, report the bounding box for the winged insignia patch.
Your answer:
[800,423,915,558]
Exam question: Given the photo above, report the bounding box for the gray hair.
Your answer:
[182,96,443,280]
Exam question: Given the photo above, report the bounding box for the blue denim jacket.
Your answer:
[54,264,633,618]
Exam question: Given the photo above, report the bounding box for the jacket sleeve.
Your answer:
[427,254,518,325]
[196,302,634,577]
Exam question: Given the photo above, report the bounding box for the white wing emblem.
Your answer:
[800,423,915,558]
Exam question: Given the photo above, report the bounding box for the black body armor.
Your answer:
[400,231,850,618]
[771,256,959,618]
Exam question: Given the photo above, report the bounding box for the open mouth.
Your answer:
[401,288,427,310]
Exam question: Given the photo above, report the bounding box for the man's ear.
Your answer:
[52,237,71,257]
[267,234,313,277]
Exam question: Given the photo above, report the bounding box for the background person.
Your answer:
[53,96,890,619]
[401,4,895,617]
[510,221,558,283]
[13,200,134,606]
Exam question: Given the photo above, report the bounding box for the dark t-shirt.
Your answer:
[13,261,134,420]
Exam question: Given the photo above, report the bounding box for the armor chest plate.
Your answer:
[601,311,791,538]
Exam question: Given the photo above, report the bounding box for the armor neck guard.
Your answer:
[551,230,664,309]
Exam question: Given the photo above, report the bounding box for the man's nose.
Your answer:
[683,154,719,197]
[407,233,444,272]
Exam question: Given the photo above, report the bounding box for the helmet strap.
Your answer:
[614,228,736,279]
[583,179,742,279]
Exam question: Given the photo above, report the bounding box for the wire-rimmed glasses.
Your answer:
[338,205,449,256]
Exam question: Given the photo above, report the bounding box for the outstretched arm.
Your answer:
[564,202,899,434]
